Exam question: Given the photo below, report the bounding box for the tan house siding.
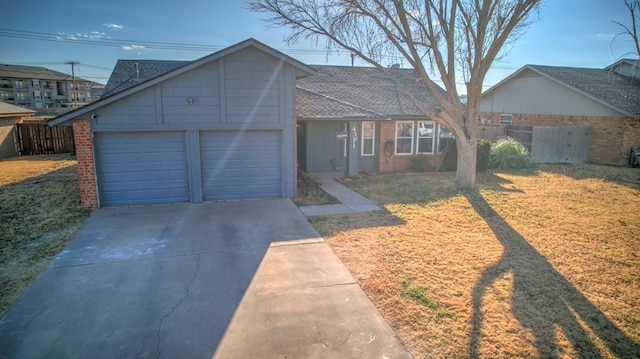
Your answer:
[72,119,98,209]
[479,112,639,166]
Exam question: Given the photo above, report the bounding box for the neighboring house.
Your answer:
[0,64,104,117]
[479,59,640,166]
[296,65,448,175]
[49,38,314,209]
[0,102,36,158]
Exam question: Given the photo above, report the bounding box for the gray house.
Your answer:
[479,59,640,166]
[296,65,446,175]
[49,39,314,208]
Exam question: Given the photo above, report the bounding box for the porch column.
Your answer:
[347,121,359,177]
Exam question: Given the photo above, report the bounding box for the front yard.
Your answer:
[2,154,639,358]
[0,154,89,317]
[311,164,640,358]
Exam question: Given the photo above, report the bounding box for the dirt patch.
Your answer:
[0,154,89,317]
[313,164,640,358]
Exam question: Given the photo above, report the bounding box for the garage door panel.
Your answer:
[97,132,189,206]
[201,131,281,200]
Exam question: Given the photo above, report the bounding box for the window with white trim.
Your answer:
[395,121,413,155]
[416,121,435,154]
[361,121,375,156]
[499,114,513,124]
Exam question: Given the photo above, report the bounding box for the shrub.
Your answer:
[489,137,535,169]
[411,154,433,172]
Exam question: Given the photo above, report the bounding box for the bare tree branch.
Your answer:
[613,0,640,59]
[247,0,542,188]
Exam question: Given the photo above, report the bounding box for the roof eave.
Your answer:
[482,65,634,117]
[49,38,316,126]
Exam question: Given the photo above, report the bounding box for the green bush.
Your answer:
[411,154,433,172]
[489,137,535,169]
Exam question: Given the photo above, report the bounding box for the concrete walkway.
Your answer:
[299,172,382,217]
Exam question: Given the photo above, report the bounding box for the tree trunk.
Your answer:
[454,136,478,189]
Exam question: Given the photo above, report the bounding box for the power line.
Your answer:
[0,27,522,72]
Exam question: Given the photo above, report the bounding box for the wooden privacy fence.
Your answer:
[478,124,591,163]
[15,123,75,155]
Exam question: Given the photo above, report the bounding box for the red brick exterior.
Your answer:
[378,120,440,172]
[72,119,99,209]
[479,112,640,166]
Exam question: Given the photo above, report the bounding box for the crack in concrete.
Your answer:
[310,281,357,289]
[155,254,201,359]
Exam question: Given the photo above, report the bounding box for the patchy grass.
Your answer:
[0,154,89,317]
[313,164,640,358]
[291,176,340,207]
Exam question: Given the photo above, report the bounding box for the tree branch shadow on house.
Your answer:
[465,189,640,358]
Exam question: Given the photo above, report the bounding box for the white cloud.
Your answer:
[104,23,125,30]
[55,31,107,41]
[596,33,615,40]
[122,44,146,51]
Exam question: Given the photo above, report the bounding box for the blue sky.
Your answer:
[0,1,636,93]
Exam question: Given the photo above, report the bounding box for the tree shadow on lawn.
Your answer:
[465,190,640,358]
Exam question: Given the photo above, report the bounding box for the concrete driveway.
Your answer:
[0,199,409,358]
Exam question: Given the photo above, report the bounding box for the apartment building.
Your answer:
[0,64,103,116]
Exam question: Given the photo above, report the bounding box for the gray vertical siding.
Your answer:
[305,121,347,172]
[303,120,379,173]
[90,46,298,204]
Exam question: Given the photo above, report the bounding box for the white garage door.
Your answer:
[96,132,189,206]
[201,131,281,200]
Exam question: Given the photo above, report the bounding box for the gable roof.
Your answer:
[296,65,443,120]
[49,38,316,126]
[0,64,75,82]
[0,102,36,118]
[101,60,188,98]
[605,58,639,70]
[483,64,640,117]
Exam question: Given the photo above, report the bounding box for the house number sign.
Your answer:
[351,125,358,149]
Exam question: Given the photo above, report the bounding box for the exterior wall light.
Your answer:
[187,97,195,105]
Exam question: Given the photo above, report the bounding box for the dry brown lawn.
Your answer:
[309,164,640,358]
[0,154,89,317]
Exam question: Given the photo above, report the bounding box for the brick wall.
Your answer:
[72,119,98,209]
[378,120,440,172]
[479,112,640,166]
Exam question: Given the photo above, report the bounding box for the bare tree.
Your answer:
[248,0,541,188]
[613,0,640,59]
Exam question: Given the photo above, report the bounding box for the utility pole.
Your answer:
[65,61,79,108]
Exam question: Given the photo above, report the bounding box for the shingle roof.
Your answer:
[0,64,76,81]
[49,38,316,126]
[528,65,640,116]
[95,60,445,120]
[101,60,189,98]
[296,65,443,120]
[296,87,386,119]
[482,63,640,117]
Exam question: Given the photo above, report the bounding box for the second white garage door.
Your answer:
[201,131,282,200]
